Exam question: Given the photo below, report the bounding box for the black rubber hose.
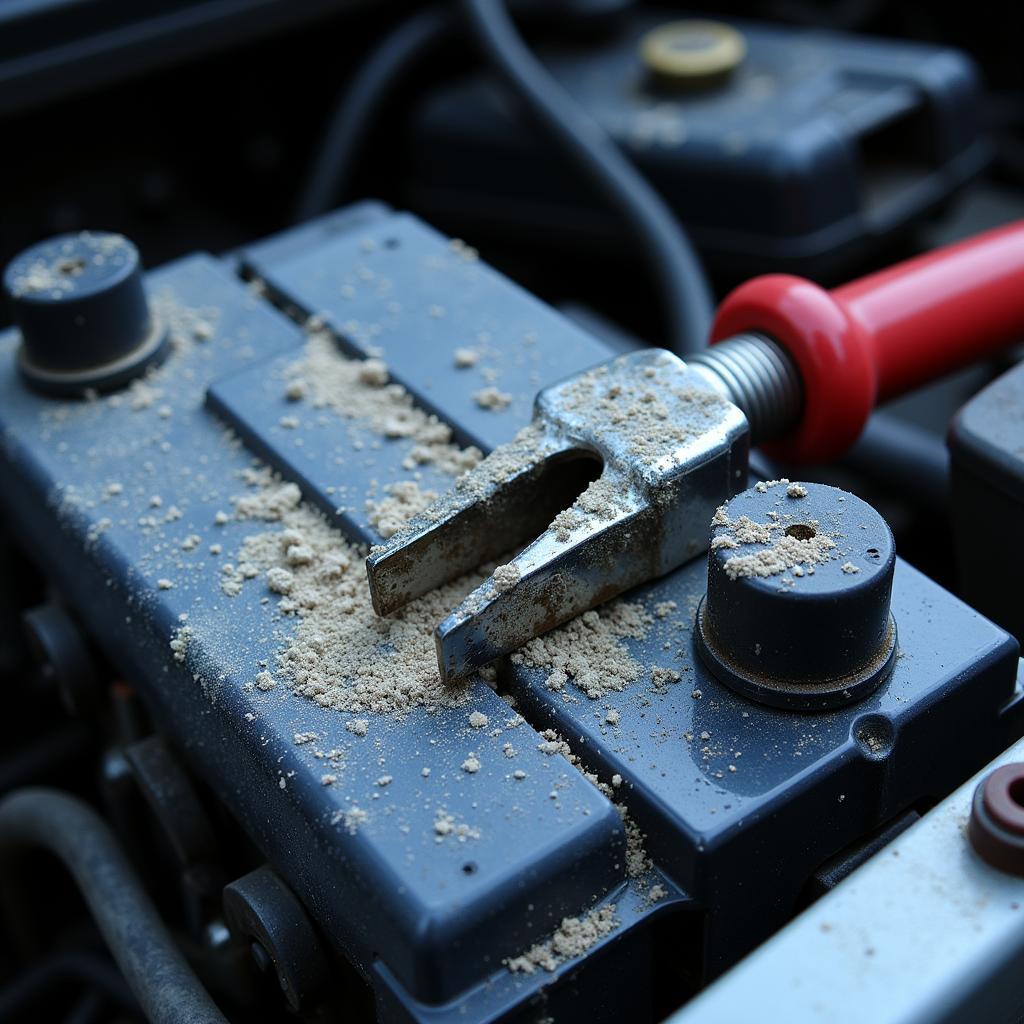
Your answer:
[0,788,227,1024]
[293,6,453,223]
[459,0,714,353]
[748,411,949,508]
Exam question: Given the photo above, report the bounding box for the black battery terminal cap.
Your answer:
[3,231,168,397]
[696,480,897,711]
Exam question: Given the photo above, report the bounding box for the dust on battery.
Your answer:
[208,327,662,716]
[181,323,676,973]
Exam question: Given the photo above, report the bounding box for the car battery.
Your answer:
[408,12,989,278]
[0,204,1019,1023]
[949,358,1024,644]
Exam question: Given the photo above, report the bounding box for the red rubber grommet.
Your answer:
[710,274,877,464]
[713,224,1024,462]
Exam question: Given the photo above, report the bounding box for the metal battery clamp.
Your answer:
[367,349,749,684]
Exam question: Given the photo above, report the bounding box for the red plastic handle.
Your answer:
[710,220,1024,463]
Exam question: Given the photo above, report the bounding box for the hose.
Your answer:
[0,788,227,1024]
[459,0,714,353]
[293,6,453,222]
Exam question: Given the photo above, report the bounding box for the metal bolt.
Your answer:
[687,332,803,445]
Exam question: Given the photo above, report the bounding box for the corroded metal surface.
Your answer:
[366,348,750,683]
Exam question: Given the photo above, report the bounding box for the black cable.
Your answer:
[459,0,714,353]
[749,411,949,508]
[843,411,949,509]
[293,6,453,223]
[0,788,227,1024]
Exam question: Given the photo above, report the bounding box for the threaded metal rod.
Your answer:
[687,332,803,445]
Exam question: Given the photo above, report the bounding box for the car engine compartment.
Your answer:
[0,3,1022,1023]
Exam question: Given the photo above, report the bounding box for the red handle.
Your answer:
[710,220,1024,463]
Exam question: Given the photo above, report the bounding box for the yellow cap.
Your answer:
[640,20,746,89]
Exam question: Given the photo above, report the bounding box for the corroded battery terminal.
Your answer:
[367,349,750,684]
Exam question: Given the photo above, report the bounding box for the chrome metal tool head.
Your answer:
[366,348,750,685]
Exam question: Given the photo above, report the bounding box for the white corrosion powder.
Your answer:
[505,906,620,974]
[711,502,836,581]
[222,467,482,715]
[214,334,666,716]
[491,562,520,593]
[533,728,653,881]
[473,386,512,411]
[365,481,438,540]
[284,332,482,477]
[223,473,657,714]
[511,603,652,699]
[549,477,625,542]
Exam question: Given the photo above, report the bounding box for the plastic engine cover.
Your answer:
[409,13,988,277]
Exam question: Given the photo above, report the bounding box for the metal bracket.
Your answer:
[367,348,750,683]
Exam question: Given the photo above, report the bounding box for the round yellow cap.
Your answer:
[640,20,746,88]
